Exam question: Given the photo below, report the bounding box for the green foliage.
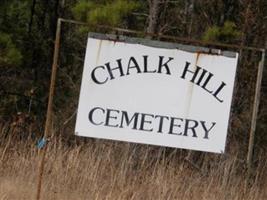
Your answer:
[0,1,30,35]
[0,32,22,67]
[202,21,241,43]
[72,1,96,22]
[202,26,221,42]
[0,0,266,148]
[72,0,139,26]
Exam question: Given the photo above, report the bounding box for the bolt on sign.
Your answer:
[75,33,238,153]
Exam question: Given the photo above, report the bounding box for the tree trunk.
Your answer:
[51,0,60,38]
[147,0,161,36]
[187,0,195,37]
[28,0,37,34]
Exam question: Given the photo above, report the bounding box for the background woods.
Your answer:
[0,1,267,199]
[0,0,266,147]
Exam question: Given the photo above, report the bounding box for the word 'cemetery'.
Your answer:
[88,107,216,139]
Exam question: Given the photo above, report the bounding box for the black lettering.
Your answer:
[213,82,226,103]
[88,107,105,125]
[201,72,213,94]
[139,113,154,132]
[181,62,193,79]
[169,117,183,135]
[91,66,108,84]
[184,119,198,137]
[105,108,120,127]
[158,56,173,75]
[155,115,169,133]
[200,121,216,139]
[106,59,124,80]
[181,61,201,83]
[120,111,139,130]
[196,68,208,85]
[143,55,156,73]
[191,66,201,83]
[126,57,141,75]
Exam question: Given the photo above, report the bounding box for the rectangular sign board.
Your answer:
[75,33,238,153]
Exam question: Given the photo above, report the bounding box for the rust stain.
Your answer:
[184,51,217,117]
[107,38,120,43]
[184,52,202,118]
[96,40,102,65]
[196,51,201,63]
[106,34,121,45]
[195,49,221,56]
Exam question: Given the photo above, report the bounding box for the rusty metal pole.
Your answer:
[59,18,264,52]
[36,18,62,200]
[247,50,265,173]
[32,17,265,197]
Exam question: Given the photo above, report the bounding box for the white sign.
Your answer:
[75,35,238,153]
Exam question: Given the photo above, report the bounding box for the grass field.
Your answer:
[0,124,267,200]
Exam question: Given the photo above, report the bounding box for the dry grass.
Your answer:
[0,125,267,200]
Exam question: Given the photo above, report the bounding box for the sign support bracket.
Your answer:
[35,17,265,200]
[247,50,265,174]
[36,18,62,200]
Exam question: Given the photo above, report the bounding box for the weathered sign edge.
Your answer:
[88,32,238,58]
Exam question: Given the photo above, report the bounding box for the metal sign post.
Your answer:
[36,17,265,200]
[36,18,62,200]
[247,50,265,173]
